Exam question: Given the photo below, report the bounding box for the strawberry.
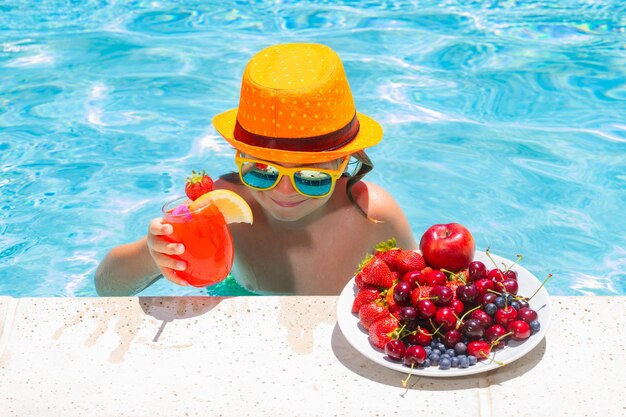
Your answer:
[358,302,389,330]
[372,238,402,270]
[360,257,394,289]
[410,285,433,307]
[393,251,426,274]
[351,286,381,313]
[377,249,401,269]
[446,281,462,299]
[354,273,366,289]
[185,170,213,201]
[368,316,400,349]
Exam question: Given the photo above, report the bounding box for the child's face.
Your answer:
[242,156,343,222]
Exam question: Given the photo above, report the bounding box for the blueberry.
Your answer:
[456,354,467,361]
[424,346,432,355]
[454,342,467,355]
[451,357,459,368]
[511,300,521,310]
[529,320,541,334]
[440,353,451,360]
[495,296,505,308]
[506,294,515,304]
[439,358,452,370]
[458,357,469,368]
[430,341,438,349]
[429,353,440,366]
[437,342,446,352]
[446,349,456,357]
[422,358,431,368]
[468,355,477,366]
[484,303,497,315]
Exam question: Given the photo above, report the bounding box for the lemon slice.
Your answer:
[188,189,253,224]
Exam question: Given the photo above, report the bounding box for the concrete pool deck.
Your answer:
[0,295,624,416]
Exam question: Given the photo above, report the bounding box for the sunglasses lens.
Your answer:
[293,170,333,196]
[240,162,280,189]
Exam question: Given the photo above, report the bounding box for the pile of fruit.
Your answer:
[351,223,547,371]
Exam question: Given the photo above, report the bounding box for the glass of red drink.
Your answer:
[161,196,234,287]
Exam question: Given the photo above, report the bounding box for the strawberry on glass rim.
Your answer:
[185,170,214,201]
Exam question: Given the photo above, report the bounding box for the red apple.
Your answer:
[419,223,475,271]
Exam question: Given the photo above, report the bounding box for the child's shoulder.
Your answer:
[351,180,405,221]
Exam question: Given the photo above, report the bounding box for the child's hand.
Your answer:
[147,218,189,286]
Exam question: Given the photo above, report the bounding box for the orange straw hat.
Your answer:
[213,43,383,164]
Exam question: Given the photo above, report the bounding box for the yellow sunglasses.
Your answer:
[234,151,350,198]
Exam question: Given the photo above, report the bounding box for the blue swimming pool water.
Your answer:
[1,1,624,297]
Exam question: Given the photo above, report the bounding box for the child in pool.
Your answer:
[95,43,418,296]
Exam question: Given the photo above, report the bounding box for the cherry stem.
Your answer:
[528,273,552,301]
[417,327,434,337]
[481,350,505,366]
[504,254,523,272]
[428,319,444,337]
[485,246,499,269]
[492,331,513,347]
[440,269,466,284]
[401,363,415,389]
[455,305,482,329]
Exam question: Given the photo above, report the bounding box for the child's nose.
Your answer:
[274,175,297,195]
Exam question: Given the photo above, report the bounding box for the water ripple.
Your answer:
[1,0,625,296]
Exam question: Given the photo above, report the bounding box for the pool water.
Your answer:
[1,1,624,297]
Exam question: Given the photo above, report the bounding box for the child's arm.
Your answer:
[94,218,189,296]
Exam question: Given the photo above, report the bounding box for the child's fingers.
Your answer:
[153,240,185,256]
[149,218,173,236]
[153,252,187,272]
[160,267,189,286]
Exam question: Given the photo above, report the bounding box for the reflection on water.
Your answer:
[0,0,624,296]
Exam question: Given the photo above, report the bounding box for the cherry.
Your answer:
[384,339,406,361]
[470,309,493,328]
[403,345,427,366]
[468,261,487,282]
[481,292,498,306]
[399,306,418,330]
[487,268,506,282]
[504,269,518,280]
[402,270,428,289]
[507,320,531,341]
[393,281,412,306]
[456,284,479,306]
[467,340,491,360]
[416,299,437,318]
[450,299,465,316]
[494,306,518,326]
[434,307,457,330]
[426,270,447,286]
[406,328,432,346]
[431,285,453,306]
[484,324,508,349]
[495,279,519,295]
[474,278,495,295]
[442,329,462,347]
[517,307,538,323]
[461,318,484,340]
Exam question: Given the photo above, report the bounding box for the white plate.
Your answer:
[336,251,551,377]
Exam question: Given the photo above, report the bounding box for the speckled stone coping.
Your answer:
[0,296,624,417]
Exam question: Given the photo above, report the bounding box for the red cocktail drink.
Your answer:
[162,196,234,287]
